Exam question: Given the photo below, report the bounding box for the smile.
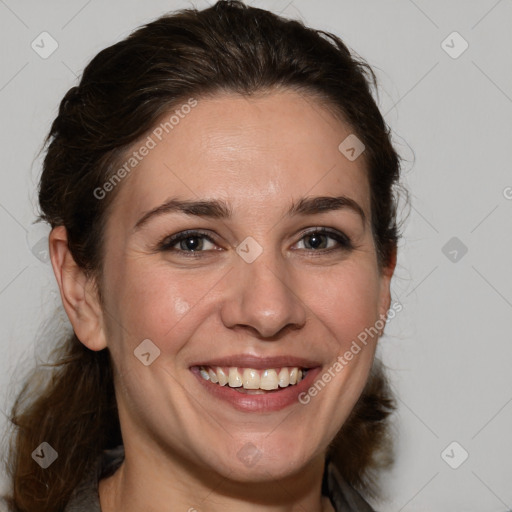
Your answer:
[198,366,308,393]
[190,363,321,412]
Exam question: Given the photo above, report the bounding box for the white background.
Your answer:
[0,1,511,510]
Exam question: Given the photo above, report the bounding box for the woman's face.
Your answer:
[97,89,394,481]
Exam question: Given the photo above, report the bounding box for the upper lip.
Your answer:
[190,354,321,369]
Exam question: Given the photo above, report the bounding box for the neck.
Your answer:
[99,440,332,512]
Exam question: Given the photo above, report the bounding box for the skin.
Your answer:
[50,89,395,512]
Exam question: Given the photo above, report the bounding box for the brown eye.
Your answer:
[303,232,330,249]
[295,229,352,251]
[177,236,205,251]
[158,230,218,253]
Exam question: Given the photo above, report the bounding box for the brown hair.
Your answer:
[3,1,402,510]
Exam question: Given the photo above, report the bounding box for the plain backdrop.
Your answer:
[0,1,511,510]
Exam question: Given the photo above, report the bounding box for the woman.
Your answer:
[4,1,402,510]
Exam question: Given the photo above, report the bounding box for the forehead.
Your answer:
[109,89,370,227]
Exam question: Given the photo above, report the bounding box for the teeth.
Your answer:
[260,369,278,390]
[217,367,228,386]
[198,366,308,390]
[278,368,290,387]
[208,368,218,383]
[228,367,243,387]
[242,368,260,389]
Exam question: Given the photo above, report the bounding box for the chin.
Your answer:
[204,435,321,483]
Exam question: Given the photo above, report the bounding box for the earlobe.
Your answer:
[378,246,397,323]
[49,225,107,351]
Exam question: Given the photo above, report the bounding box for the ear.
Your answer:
[49,225,107,351]
[377,246,397,323]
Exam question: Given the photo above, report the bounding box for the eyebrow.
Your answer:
[133,195,366,232]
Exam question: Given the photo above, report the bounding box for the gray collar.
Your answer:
[64,445,377,512]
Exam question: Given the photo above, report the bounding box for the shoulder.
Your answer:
[63,445,124,512]
[323,460,378,512]
[64,446,376,512]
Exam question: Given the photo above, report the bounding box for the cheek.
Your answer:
[108,261,221,353]
[302,262,382,349]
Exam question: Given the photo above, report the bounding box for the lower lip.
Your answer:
[190,367,322,412]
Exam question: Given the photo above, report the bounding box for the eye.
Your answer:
[156,227,352,257]
[294,228,352,252]
[157,230,219,254]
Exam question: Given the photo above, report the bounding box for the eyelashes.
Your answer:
[155,227,354,257]
[293,229,352,251]
[157,229,218,254]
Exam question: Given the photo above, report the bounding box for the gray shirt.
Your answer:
[64,445,377,512]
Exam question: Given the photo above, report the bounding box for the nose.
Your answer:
[220,251,307,339]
